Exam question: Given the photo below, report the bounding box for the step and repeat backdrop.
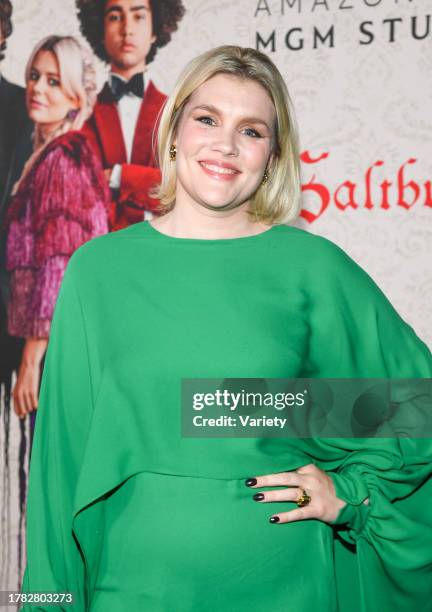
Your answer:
[1,0,431,593]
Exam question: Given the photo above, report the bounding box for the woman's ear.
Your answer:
[67,91,81,110]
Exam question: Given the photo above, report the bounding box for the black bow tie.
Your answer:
[110,73,144,102]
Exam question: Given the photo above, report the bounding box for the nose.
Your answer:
[122,13,134,37]
[31,76,45,95]
[210,128,239,157]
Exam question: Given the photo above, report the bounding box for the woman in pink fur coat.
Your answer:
[5,35,110,426]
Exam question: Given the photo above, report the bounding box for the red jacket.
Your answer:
[82,79,166,231]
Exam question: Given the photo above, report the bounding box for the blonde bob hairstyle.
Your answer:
[153,45,301,225]
[25,35,97,140]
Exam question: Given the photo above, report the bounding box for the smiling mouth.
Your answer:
[29,98,45,108]
[199,162,240,175]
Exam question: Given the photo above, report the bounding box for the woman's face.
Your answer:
[174,73,276,214]
[26,50,78,130]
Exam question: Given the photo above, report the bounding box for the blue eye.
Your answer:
[196,116,215,126]
[48,78,60,87]
[243,128,262,138]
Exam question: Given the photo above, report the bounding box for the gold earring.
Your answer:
[261,170,269,185]
[169,144,177,161]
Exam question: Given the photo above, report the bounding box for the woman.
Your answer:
[5,35,110,427]
[20,46,432,611]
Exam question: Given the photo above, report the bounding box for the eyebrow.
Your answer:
[105,4,150,14]
[190,104,272,130]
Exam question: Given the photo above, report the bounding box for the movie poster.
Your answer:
[0,0,430,608]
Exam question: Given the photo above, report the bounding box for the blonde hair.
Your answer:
[25,35,97,146]
[153,45,301,224]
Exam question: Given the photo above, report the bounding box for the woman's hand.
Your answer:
[13,337,48,419]
[245,463,351,524]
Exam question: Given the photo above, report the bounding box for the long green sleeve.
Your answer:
[300,235,432,611]
[21,256,93,611]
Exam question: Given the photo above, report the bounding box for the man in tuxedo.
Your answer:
[0,0,33,386]
[77,0,185,231]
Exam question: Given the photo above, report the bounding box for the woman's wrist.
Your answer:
[22,337,49,366]
[328,469,372,540]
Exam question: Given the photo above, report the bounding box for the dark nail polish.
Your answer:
[245,478,257,487]
[253,493,264,501]
[269,516,280,523]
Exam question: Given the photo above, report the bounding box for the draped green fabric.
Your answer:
[21,222,432,611]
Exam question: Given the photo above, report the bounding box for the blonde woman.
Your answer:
[21,46,432,611]
[5,36,109,429]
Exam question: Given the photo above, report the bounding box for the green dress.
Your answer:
[21,221,432,611]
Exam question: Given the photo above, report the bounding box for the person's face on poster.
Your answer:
[26,50,79,131]
[174,73,276,214]
[103,0,156,76]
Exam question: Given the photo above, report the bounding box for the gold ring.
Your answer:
[295,489,311,507]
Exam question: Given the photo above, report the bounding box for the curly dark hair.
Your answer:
[0,0,12,62]
[76,0,185,65]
